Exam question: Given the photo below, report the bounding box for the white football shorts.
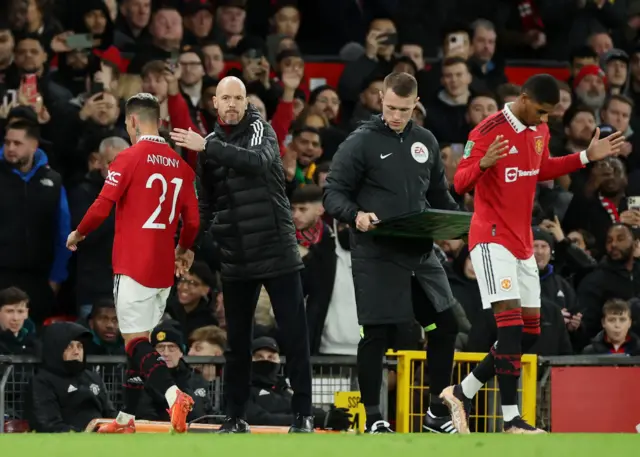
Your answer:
[113,275,170,334]
[469,243,541,310]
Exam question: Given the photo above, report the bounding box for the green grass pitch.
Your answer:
[1,433,637,457]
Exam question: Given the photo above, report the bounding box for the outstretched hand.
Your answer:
[170,128,206,152]
[586,127,626,162]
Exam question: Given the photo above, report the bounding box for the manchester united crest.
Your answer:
[534,136,544,155]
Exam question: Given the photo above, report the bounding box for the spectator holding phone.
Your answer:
[338,17,396,122]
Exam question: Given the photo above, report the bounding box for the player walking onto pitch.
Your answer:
[441,74,625,434]
[66,93,201,434]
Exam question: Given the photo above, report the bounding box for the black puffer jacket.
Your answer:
[197,105,302,281]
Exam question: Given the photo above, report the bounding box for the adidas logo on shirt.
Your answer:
[508,146,519,154]
[68,385,77,393]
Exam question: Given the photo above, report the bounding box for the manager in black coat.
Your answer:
[27,322,116,432]
[323,72,461,434]
[170,76,312,434]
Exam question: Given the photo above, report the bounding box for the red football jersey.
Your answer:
[77,135,199,288]
[454,105,586,259]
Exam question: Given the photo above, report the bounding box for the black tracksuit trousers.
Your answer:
[221,271,312,419]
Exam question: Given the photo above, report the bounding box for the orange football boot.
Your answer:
[169,390,194,433]
[97,418,136,434]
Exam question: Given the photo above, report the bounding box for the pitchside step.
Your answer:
[85,419,353,434]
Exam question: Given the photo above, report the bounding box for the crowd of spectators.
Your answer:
[2,0,640,432]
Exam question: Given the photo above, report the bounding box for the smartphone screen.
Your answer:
[448,33,466,54]
[66,34,94,50]
[378,33,398,46]
[2,89,17,107]
[21,74,38,104]
[628,196,640,211]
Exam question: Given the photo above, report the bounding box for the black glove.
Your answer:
[322,406,353,431]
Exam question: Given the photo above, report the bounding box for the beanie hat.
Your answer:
[573,64,607,90]
[533,226,555,249]
[151,320,185,352]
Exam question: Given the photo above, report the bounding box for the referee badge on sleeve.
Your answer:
[463,141,474,159]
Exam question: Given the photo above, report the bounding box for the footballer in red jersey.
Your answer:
[440,75,624,434]
[66,93,200,434]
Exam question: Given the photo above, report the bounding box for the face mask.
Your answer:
[337,229,351,250]
[252,360,279,385]
[63,360,85,375]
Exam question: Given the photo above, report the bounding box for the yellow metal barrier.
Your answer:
[393,351,537,433]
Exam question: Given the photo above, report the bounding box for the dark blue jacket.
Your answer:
[0,147,71,283]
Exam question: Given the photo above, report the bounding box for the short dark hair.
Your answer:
[0,287,29,308]
[292,126,321,139]
[125,93,160,122]
[442,56,468,69]
[383,72,417,97]
[89,298,115,318]
[6,119,40,141]
[522,74,560,106]
[562,104,595,127]
[608,222,634,240]
[290,184,323,204]
[469,91,498,106]
[603,94,634,111]
[602,298,630,317]
[557,80,571,93]
[141,60,166,79]
[570,45,598,63]
[496,83,521,104]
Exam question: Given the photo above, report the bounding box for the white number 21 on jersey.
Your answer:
[142,173,183,229]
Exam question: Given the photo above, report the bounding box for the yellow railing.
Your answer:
[393,351,537,433]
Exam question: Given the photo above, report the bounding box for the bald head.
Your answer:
[214,76,248,125]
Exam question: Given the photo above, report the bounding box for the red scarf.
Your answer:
[517,0,544,32]
[604,334,631,354]
[296,219,324,248]
[599,195,620,223]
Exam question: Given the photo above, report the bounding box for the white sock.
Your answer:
[502,405,520,422]
[116,411,135,425]
[461,373,483,399]
[165,385,180,407]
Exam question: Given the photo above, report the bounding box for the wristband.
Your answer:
[579,150,589,165]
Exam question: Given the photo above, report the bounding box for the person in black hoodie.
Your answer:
[27,322,116,432]
[136,321,213,422]
[246,337,352,431]
[166,261,219,340]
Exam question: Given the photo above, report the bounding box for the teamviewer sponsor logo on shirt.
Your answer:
[504,167,539,183]
[106,170,121,186]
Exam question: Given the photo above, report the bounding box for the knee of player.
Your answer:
[491,299,521,314]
